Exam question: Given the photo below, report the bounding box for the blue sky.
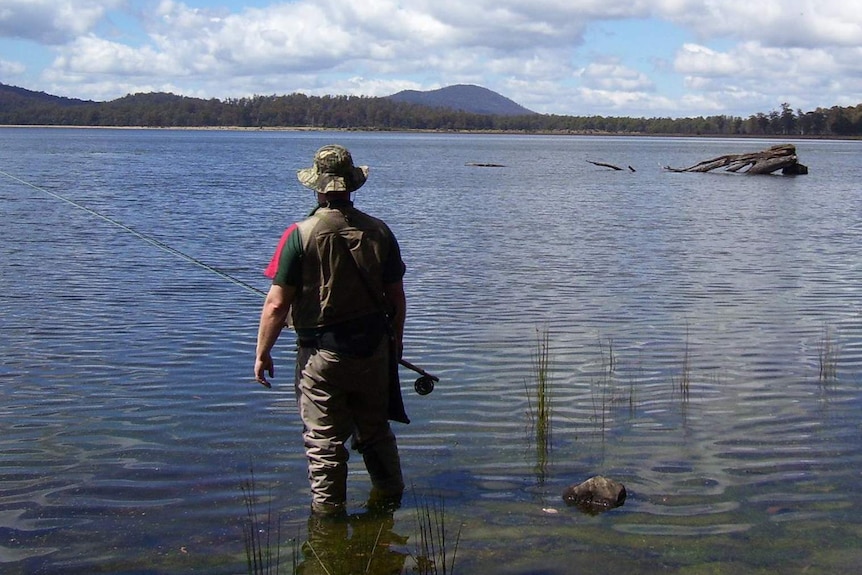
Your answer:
[1,0,860,118]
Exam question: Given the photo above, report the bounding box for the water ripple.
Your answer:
[3,131,862,574]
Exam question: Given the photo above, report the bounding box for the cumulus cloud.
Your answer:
[579,60,655,92]
[576,86,676,116]
[44,0,593,99]
[673,40,862,111]
[0,0,122,44]
[656,0,862,48]
[674,44,733,76]
[0,58,26,76]
[52,35,177,76]
[136,0,593,76]
[3,0,860,115]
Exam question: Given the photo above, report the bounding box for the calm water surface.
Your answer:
[1,128,861,574]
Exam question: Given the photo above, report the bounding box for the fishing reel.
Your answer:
[413,375,436,396]
[399,358,439,396]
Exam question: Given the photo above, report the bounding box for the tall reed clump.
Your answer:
[672,325,692,401]
[241,471,296,575]
[525,326,553,480]
[818,324,839,383]
[589,336,618,444]
[411,491,462,575]
[599,336,616,375]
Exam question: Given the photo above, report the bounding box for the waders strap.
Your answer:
[312,213,410,424]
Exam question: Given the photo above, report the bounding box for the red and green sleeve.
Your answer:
[263,223,303,286]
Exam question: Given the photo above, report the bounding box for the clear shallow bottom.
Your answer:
[1,129,861,574]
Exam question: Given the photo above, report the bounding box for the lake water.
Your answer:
[1,128,861,574]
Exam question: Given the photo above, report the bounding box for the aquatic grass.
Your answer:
[239,472,415,575]
[587,338,645,445]
[624,350,643,418]
[589,336,620,444]
[361,523,386,574]
[599,336,616,374]
[525,326,553,481]
[300,509,408,575]
[590,373,610,445]
[410,491,462,575]
[240,471,280,575]
[241,470,289,575]
[818,325,839,383]
[672,325,692,402]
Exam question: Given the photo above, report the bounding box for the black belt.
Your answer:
[295,314,388,357]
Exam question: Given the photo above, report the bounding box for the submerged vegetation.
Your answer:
[589,335,635,444]
[525,326,553,481]
[241,478,462,575]
[673,325,692,402]
[237,318,845,575]
[241,472,294,575]
[818,324,839,383]
[411,491,463,575]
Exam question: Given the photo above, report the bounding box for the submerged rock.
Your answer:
[562,476,627,515]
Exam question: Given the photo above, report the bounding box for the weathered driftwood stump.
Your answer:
[562,476,627,515]
[664,143,808,175]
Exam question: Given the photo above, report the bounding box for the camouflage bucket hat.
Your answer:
[297,144,369,193]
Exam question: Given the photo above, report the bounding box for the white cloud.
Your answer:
[579,60,655,91]
[324,76,427,98]
[43,0,591,98]
[674,43,738,77]
[50,34,177,76]
[0,57,26,76]
[3,0,861,116]
[673,40,862,111]
[0,0,122,44]
[657,0,862,48]
[576,86,676,115]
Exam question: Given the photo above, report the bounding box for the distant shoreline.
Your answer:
[0,124,322,131]
[1,124,859,140]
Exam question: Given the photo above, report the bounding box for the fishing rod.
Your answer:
[0,168,264,298]
[1,168,439,393]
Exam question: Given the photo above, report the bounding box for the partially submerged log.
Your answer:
[664,144,808,175]
[587,160,636,172]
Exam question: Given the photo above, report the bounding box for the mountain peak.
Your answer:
[387,84,536,116]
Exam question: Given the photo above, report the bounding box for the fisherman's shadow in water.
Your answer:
[297,507,409,575]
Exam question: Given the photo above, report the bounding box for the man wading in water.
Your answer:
[254,144,408,517]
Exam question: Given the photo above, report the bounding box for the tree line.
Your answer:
[2,90,862,137]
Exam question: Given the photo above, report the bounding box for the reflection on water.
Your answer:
[298,510,408,575]
[1,129,862,573]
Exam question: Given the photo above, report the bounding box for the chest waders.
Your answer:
[292,207,406,514]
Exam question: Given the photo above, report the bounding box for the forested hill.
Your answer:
[0,83,94,110]
[387,84,536,116]
[2,82,862,137]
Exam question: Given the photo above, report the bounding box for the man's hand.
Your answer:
[254,352,274,388]
[253,283,295,390]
